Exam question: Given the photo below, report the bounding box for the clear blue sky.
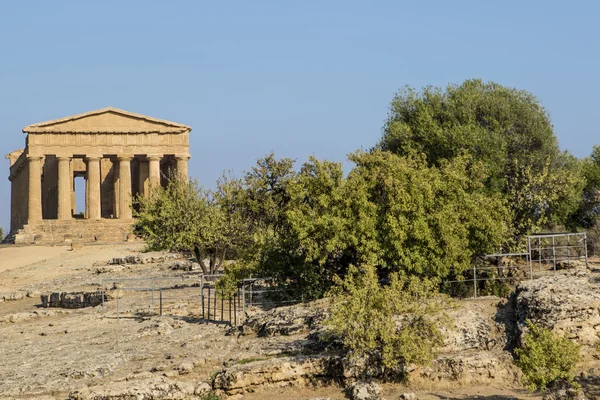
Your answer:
[1,1,599,232]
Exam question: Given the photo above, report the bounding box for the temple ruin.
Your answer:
[5,107,191,244]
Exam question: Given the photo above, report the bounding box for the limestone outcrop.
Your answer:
[213,355,340,395]
[514,270,600,348]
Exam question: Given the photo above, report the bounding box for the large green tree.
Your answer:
[378,79,584,246]
[242,152,508,298]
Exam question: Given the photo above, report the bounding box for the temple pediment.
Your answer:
[23,107,191,134]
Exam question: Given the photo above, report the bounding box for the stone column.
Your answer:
[148,154,162,189]
[57,156,72,220]
[175,154,190,181]
[138,160,149,197]
[86,155,102,220]
[70,162,75,215]
[27,155,43,223]
[118,156,133,220]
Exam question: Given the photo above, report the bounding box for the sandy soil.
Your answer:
[0,243,547,399]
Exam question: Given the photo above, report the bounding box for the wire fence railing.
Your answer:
[443,232,589,298]
[442,252,531,298]
[100,274,303,326]
[528,232,588,271]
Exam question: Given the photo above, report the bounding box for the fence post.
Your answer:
[473,263,477,298]
[152,278,155,307]
[538,237,542,271]
[527,237,532,277]
[201,275,205,319]
[584,233,589,269]
[552,236,556,272]
[242,281,246,322]
[117,290,120,320]
[159,289,163,316]
[208,285,211,320]
[233,292,237,326]
[567,235,571,266]
[101,279,105,314]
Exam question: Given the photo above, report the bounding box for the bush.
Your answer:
[0,226,4,241]
[326,264,448,378]
[515,320,581,391]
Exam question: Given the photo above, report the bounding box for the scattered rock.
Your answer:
[95,265,126,274]
[400,393,418,400]
[168,260,201,271]
[555,260,587,270]
[40,291,110,308]
[544,388,588,400]
[194,381,212,395]
[244,298,330,337]
[1,291,26,302]
[108,252,183,266]
[346,381,382,400]
[138,318,187,337]
[175,360,194,374]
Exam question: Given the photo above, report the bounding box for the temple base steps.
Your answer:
[10,219,135,245]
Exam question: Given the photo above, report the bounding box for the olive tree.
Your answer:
[378,79,584,246]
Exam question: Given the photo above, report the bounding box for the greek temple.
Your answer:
[5,107,191,244]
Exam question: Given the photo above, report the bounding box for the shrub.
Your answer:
[326,264,448,378]
[515,320,581,391]
[0,226,4,241]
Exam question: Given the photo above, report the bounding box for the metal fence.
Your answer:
[442,252,531,298]
[241,277,303,309]
[101,275,205,319]
[443,232,589,299]
[100,274,302,326]
[200,274,243,325]
[528,232,588,271]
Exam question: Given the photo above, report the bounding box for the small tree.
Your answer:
[515,320,581,391]
[327,264,447,378]
[133,174,245,275]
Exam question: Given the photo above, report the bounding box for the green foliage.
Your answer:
[327,264,447,378]
[515,320,581,391]
[257,156,359,298]
[347,150,509,278]
[567,146,600,229]
[0,226,4,241]
[378,79,585,247]
[228,151,509,299]
[133,174,246,274]
[215,262,255,300]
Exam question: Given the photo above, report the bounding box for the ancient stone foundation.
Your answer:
[41,291,109,308]
[11,219,134,244]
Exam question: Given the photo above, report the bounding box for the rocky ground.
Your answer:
[0,242,598,399]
